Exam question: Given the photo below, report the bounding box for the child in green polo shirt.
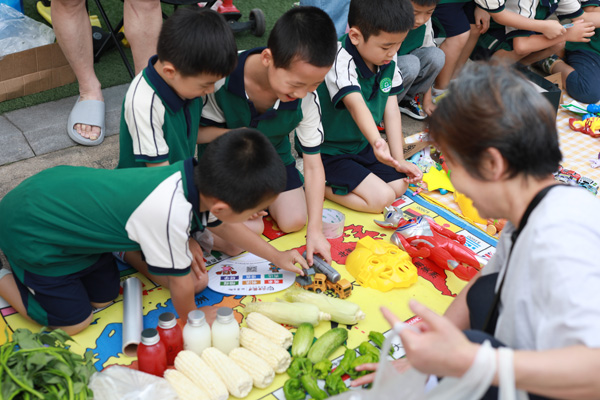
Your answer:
[198,6,338,266]
[317,0,423,214]
[0,129,308,335]
[117,7,236,170]
[397,0,445,119]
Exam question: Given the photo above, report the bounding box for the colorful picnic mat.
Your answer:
[0,193,497,399]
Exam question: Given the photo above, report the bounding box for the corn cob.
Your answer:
[239,327,292,373]
[244,301,330,327]
[246,312,293,349]
[201,347,253,398]
[229,347,275,389]
[283,286,365,325]
[164,369,210,400]
[174,350,228,400]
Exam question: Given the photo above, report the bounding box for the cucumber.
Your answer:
[307,328,348,364]
[292,323,315,358]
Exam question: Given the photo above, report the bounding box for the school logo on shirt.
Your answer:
[380,77,392,93]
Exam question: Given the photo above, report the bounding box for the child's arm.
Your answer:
[169,238,206,323]
[421,88,436,117]
[580,10,600,27]
[491,11,567,39]
[513,19,595,55]
[303,153,332,265]
[208,223,309,274]
[382,96,423,183]
[197,126,230,144]
[342,92,401,169]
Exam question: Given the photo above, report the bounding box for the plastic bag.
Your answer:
[88,366,178,400]
[0,4,55,58]
[330,327,529,400]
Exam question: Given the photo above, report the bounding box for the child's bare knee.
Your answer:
[365,187,396,213]
[51,313,93,336]
[276,214,307,233]
[194,272,209,294]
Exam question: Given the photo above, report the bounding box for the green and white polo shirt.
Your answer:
[0,159,217,278]
[399,20,436,56]
[199,48,324,166]
[318,35,405,156]
[118,56,203,169]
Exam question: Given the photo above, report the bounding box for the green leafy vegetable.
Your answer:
[0,328,96,400]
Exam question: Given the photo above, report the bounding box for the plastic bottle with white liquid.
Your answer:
[183,310,211,356]
[211,307,239,355]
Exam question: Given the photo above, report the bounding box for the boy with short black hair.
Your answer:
[0,129,308,335]
[397,0,445,119]
[198,6,338,265]
[317,0,422,213]
[117,7,237,169]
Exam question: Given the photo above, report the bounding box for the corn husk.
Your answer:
[283,286,365,325]
[243,301,330,327]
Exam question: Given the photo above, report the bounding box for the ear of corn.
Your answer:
[244,301,330,327]
[239,327,292,373]
[201,347,253,398]
[246,312,293,349]
[229,347,275,389]
[174,350,229,400]
[283,286,365,325]
[164,369,210,400]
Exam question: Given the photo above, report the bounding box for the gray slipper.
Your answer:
[67,96,105,146]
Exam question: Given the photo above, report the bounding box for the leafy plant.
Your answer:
[0,328,96,400]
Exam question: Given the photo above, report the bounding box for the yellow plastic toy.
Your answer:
[422,167,455,193]
[346,237,418,292]
[453,191,487,224]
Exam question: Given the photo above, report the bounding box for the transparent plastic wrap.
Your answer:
[88,366,178,400]
[0,4,55,58]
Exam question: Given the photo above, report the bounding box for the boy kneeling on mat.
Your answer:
[0,129,308,335]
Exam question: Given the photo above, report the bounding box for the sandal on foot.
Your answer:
[67,96,105,146]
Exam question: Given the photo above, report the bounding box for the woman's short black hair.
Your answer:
[429,62,562,180]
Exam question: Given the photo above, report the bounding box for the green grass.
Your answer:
[0,0,294,114]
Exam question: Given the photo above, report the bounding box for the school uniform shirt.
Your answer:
[399,20,436,56]
[0,159,219,278]
[481,186,600,350]
[199,48,324,166]
[566,0,600,55]
[318,34,404,156]
[475,0,582,35]
[117,56,203,169]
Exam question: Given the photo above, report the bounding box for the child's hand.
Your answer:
[566,19,595,42]
[421,96,436,117]
[305,230,332,266]
[373,138,401,170]
[474,7,490,34]
[397,160,423,183]
[540,20,567,39]
[351,358,412,387]
[272,249,309,275]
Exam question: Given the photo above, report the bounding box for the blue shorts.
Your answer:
[284,162,304,192]
[321,144,407,195]
[565,49,600,104]
[432,1,476,38]
[12,252,120,327]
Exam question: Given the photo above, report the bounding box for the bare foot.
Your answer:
[73,92,104,140]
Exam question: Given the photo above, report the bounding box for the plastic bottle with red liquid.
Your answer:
[137,328,167,377]
[157,312,184,365]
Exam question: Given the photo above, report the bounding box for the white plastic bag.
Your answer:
[330,328,529,400]
[88,366,178,400]
[0,4,55,58]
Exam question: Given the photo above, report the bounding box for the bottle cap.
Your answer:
[216,307,234,323]
[187,310,207,327]
[158,312,177,329]
[141,328,160,346]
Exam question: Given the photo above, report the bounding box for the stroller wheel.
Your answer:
[249,8,265,37]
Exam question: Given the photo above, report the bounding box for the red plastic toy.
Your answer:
[569,117,600,138]
[390,216,482,281]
